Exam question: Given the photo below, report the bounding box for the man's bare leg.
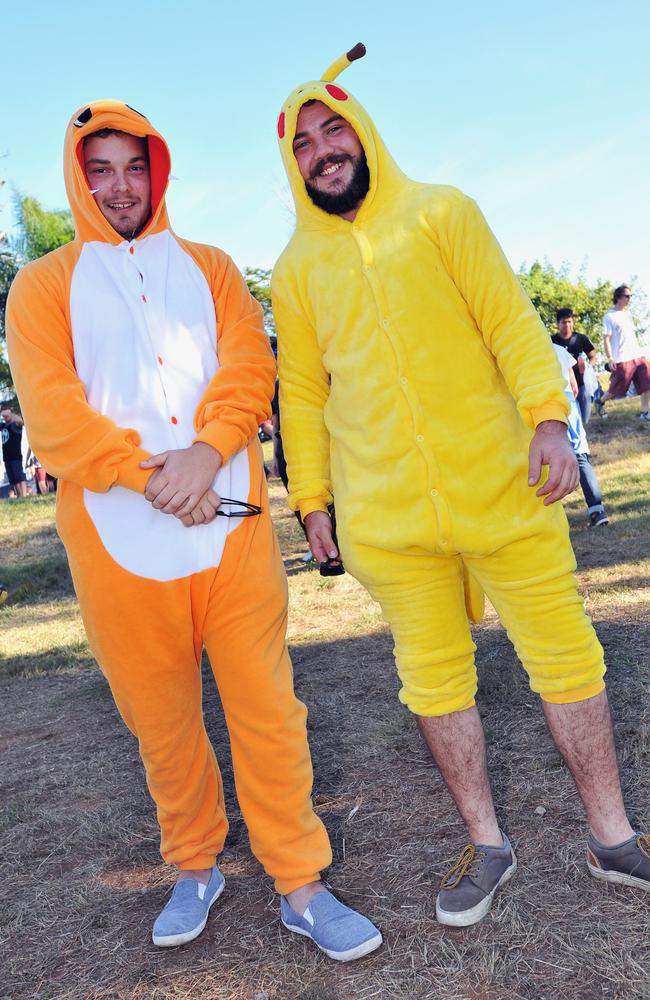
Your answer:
[417,706,502,846]
[640,390,650,413]
[542,690,634,845]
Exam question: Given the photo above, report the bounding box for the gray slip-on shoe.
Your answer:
[587,832,650,892]
[436,831,517,927]
[281,889,382,961]
[152,866,225,947]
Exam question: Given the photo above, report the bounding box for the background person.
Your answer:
[552,343,608,528]
[596,286,650,421]
[551,308,597,425]
[0,407,28,497]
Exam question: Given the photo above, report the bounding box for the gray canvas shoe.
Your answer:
[436,832,517,927]
[587,832,650,892]
[152,866,225,947]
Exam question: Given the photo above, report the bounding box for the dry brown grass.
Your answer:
[1,411,649,1000]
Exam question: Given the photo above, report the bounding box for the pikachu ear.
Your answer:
[321,42,366,82]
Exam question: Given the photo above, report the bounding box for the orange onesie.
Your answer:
[6,100,331,892]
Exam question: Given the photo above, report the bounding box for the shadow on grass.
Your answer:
[0,554,74,605]
[1,641,95,678]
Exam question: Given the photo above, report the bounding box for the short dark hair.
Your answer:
[613,284,631,304]
[556,308,574,322]
[83,128,148,158]
[84,127,126,144]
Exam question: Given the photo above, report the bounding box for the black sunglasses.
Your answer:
[215,498,262,518]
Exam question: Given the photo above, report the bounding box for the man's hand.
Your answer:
[177,488,222,527]
[304,510,340,564]
[141,442,223,522]
[528,420,579,506]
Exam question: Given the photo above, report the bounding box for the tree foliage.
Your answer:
[0,241,18,395]
[518,260,614,351]
[14,194,75,262]
[0,192,75,396]
[244,267,275,343]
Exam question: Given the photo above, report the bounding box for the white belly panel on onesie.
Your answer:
[70,230,250,581]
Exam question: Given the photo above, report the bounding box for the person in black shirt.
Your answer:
[551,308,597,425]
[1,407,28,498]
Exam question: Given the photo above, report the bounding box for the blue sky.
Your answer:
[2,0,649,297]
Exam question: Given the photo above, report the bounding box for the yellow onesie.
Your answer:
[272,49,605,717]
[7,100,331,891]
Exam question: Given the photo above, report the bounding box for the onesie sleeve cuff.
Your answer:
[193,422,243,465]
[114,446,155,494]
[298,498,330,519]
[530,402,568,428]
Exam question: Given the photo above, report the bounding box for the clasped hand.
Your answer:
[141,442,223,527]
[528,420,579,506]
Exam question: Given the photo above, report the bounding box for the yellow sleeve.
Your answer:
[192,252,277,463]
[6,261,152,494]
[434,193,569,428]
[272,269,332,519]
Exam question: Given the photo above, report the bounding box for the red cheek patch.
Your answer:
[277,112,285,139]
[325,84,348,101]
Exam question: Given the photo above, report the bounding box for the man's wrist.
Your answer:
[535,420,566,435]
[191,441,223,469]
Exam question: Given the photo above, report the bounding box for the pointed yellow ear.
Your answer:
[321,42,366,82]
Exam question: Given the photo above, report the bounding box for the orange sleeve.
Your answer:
[191,250,277,463]
[6,257,152,494]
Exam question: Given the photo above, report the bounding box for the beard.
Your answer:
[305,151,370,215]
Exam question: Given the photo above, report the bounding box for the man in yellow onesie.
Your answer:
[6,100,382,961]
[273,46,650,927]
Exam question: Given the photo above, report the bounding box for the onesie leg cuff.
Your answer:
[541,680,606,705]
[408,696,476,718]
[275,872,322,895]
[178,853,218,871]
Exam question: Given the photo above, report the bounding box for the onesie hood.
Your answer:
[277,44,408,231]
[64,99,171,244]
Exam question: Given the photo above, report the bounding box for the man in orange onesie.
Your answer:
[6,101,381,961]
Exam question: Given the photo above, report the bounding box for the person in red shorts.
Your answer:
[595,286,650,422]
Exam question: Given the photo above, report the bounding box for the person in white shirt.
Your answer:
[595,286,650,421]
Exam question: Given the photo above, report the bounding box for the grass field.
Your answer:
[1,408,649,1000]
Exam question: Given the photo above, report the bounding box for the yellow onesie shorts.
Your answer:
[345,513,605,718]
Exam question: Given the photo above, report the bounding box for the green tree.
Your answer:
[0,192,75,396]
[14,194,74,261]
[244,267,276,344]
[518,260,615,351]
[0,241,19,395]
[0,175,19,396]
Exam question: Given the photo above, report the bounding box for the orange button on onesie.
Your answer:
[7,101,331,892]
[272,51,606,718]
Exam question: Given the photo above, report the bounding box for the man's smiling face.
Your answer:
[84,131,152,239]
[293,100,368,219]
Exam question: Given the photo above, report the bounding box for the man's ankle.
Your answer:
[589,820,635,849]
[177,867,213,886]
[284,879,325,914]
[467,822,503,849]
